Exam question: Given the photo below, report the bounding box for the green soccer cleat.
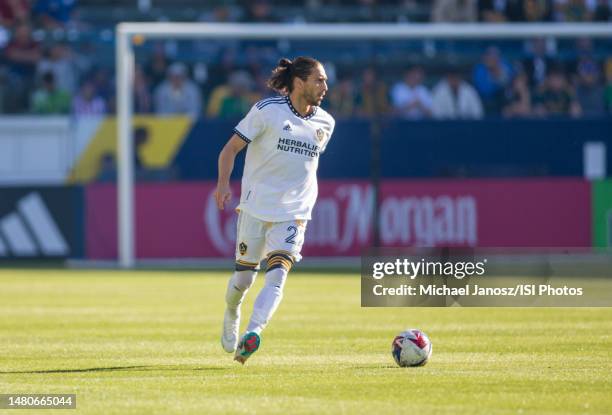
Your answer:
[234,332,260,365]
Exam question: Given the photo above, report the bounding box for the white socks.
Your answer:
[246,268,288,334]
[225,270,257,314]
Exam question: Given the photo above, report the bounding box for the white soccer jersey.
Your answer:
[234,95,335,222]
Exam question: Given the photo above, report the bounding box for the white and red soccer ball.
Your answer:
[392,329,432,367]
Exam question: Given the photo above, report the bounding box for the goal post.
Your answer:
[115,22,612,268]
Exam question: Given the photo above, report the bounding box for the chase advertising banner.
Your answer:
[0,187,83,259]
[86,179,590,259]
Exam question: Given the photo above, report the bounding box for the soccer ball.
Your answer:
[391,329,432,367]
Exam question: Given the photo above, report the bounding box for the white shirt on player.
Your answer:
[234,95,335,222]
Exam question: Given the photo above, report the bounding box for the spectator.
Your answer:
[0,0,29,28]
[591,0,611,21]
[566,37,604,113]
[481,0,553,22]
[555,0,590,21]
[134,64,153,114]
[206,49,247,117]
[568,38,595,75]
[205,47,239,99]
[575,36,594,55]
[206,83,231,118]
[252,70,275,101]
[72,40,95,78]
[199,5,237,23]
[72,80,106,115]
[154,62,202,116]
[478,0,507,21]
[502,72,532,118]
[574,58,605,116]
[432,67,484,119]
[37,43,78,95]
[473,46,513,114]
[195,7,239,71]
[523,0,553,21]
[31,71,71,114]
[605,58,612,113]
[0,64,27,113]
[89,67,114,113]
[533,67,581,117]
[355,66,390,117]
[4,23,42,80]
[32,0,77,29]
[391,66,433,119]
[328,76,357,117]
[145,45,169,91]
[244,45,275,81]
[523,38,555,88]
[217,70,257,118]
[432,0,478,21]
[504,0,527,21]
[241,0,279,22]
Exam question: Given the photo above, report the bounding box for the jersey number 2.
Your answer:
[285,226,298,244]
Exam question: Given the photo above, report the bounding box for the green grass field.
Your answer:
[1,269,611,415]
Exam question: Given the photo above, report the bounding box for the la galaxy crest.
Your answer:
[315,128,326,142]
[239,242,248,256]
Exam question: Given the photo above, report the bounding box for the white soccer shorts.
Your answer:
[234,210,307,268]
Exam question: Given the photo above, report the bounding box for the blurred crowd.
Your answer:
[431,0,612,23]
[1,0,611,119]
[332,39,612,119]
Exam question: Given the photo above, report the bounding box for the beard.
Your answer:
[305,90,323,106]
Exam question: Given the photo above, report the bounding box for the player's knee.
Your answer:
[266,251,294,273]
[233,269,257,291]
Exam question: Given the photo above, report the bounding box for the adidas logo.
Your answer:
[0,192,69,257]
[283,123,292,131]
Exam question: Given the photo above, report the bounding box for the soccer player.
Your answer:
[214,56,335,364]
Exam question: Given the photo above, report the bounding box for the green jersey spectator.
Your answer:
[31,71,71,114]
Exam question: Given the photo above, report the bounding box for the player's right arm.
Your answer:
[214,134,247,210]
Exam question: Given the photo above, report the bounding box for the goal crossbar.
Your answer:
[118,22,612,39]
[116,22,612,268]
